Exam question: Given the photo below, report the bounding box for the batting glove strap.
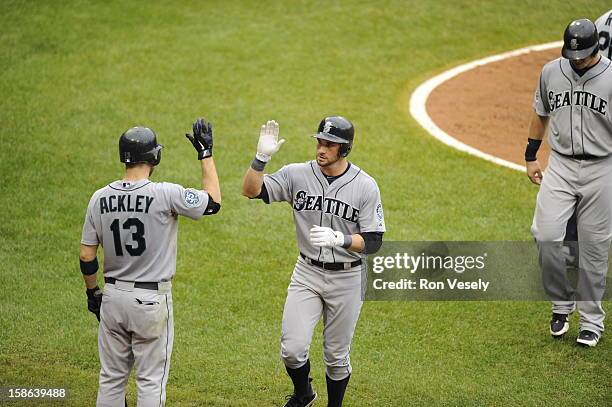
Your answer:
[198,149,213,160]
[255,152,271,163]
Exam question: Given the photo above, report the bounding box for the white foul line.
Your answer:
[409,41,563,173]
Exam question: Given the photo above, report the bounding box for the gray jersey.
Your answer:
[81,179,209,281]
[263,161,385,263]
[533,56,612,157]
[596,9,612,59]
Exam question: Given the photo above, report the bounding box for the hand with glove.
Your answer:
[309,225,352,248]
[256,120,285,162]
[86,286,103,321]
[186,117,214,159]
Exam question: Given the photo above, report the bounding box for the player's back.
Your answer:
[82,179,209,282]
[596,9,612,59]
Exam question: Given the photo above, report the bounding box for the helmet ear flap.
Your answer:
[341,144,352,157]
[149,147,162,166]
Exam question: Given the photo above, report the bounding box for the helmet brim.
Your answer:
[313,132,349,144]
[562,43,599,60]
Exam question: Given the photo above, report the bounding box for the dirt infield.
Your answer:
[426,47,561,169]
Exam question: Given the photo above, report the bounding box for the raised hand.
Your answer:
[256,120,285,162]
[186,117,214,160]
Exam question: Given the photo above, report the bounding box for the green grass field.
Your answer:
[1,1,610,405]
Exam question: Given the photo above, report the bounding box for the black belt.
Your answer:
[554,151,606,161]
[300,253,362,271]
[104,277,159,291]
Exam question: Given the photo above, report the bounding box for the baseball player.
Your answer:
[562,8,612,266]
[242,116,385,407]
[526,19,612,347]
[596,9,612,59]
[79,119,221,406]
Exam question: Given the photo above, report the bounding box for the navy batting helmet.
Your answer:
[314,116,354,157]
[562,18,599,60]
[119,127,163,166]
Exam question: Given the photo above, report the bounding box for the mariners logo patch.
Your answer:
[183,188,202,208]
[570,38,578,50]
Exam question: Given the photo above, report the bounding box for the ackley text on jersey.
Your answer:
[99,194,154,215]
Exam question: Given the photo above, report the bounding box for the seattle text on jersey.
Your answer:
[547,90,608,115]
[293,190,360,223]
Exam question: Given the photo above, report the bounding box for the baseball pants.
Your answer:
[280,256,364,381]
[531,151,610,335]
[96,280,173,407]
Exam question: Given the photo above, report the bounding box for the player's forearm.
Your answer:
[201,157,221,203]
[347,233,384,254]
[242,167,264,198]
[82,273,99,289]
[528,111,548,140]
[79,244,99,289]
[347,234,365,253]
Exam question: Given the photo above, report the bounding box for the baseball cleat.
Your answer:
[283,392,317,407]
[550,313,569,337]
[576,330,600,347]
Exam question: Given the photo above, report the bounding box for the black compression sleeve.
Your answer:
[252,183,270,204]
[80,258,99,275]
[203,194,221,215]
[359,232,384,254]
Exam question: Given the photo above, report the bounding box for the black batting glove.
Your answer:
[185,117,213,159]
[86,286,103,322]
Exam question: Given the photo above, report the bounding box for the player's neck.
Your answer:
[123,165,152,181]
[319,158,348,177]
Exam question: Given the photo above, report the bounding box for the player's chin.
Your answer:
[316,156,329,166]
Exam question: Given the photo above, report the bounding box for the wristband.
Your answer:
[80,258,99,276]
[341,234,352,249]
[525,138,542,162]
[251,157,267,172]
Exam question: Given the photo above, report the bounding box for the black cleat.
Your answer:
[576,330,600,347]
[283,392,317,407]
[283,379,317,407]
[550,313,569,337]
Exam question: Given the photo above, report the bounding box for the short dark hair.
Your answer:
[125,162,151,169]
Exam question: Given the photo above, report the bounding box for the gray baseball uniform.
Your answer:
[82,179,210,406]
[596,9,612,59]
[263,160,385,380]
[531,56,612,335]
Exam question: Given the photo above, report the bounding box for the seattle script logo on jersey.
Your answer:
[293,190,359,223]
[548,90,608,115]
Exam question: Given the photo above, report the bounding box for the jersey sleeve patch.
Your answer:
[376,203,384,221]
[183,188,204,208]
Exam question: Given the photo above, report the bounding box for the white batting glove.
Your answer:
[256,120,285,162]
[309,225,345,248]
